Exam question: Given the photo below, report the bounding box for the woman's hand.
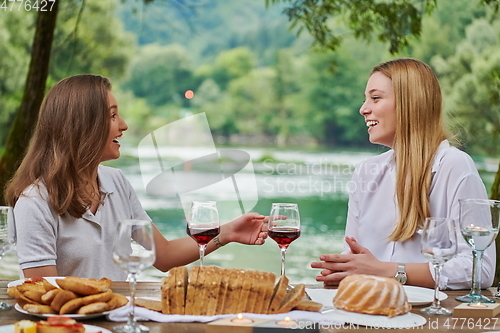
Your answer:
[311,236,393,285]
[218,213,268,245]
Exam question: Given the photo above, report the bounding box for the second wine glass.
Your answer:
[113,219,156,333]
[456,199,500,303]
[0,206,16,310]
[268,203,301,277]
[187,201,220,267]
[420,217,458,315]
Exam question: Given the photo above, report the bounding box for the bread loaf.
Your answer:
[153,266,312,315]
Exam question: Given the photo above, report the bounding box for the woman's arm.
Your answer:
[23,266,59,278]
[152,213,268,272]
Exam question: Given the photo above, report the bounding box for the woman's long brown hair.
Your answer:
[5,74,111,218]
[372,58,448,242]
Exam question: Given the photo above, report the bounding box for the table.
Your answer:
[1,279,499,332]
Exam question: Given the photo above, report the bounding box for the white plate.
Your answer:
[7,277,63,288]
[402,285,448,305]
[323,286,447,306]
[9,277,118,319]
[0,324,111,333]
[14,303,114,320]
[324,307,427,328]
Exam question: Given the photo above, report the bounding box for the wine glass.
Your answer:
[187,201,220,267]
[113,220,156,333]
[420,217,458,315]
[456,199,500,303]
[0,206,16,310]
[268,203,301,277]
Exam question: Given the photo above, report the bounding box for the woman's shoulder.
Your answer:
[436,142,475,164]
[98,165,133,192]
[433,142,478,174]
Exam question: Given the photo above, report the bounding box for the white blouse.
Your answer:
[344,140,495,290]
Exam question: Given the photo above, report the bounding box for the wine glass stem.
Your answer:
[471,250,484,298]
[432,263,443,308]
[127,272,138,327]
[199,244,207,267]
[280,247,287,276]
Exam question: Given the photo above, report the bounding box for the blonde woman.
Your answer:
[311,58,494,289]
[5,74,268,280]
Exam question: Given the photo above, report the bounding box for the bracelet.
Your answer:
[213,235,224,248]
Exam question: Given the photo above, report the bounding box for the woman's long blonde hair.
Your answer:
[5,74,111,218]
[373,58,448,242]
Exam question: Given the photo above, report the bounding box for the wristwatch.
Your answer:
[394,263,407,284]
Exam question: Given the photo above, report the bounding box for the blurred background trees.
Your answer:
[1,0,500,193]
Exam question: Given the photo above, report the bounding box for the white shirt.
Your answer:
[14,165,151,280]
[344,140,495,290]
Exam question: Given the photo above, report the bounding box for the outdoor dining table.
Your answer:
[1,279,499,332]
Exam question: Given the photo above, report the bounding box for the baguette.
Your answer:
[56,277,110,295]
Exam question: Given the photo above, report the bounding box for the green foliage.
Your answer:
[196,47,257,90]
[50,0,135,81]
[266,0,438,54]
[124,43,194,106]
[434,18,500,156]
[117,0,302,65]
[0,0,135,150]
[0,10,35,145]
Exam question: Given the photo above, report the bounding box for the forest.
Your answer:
[0,0,499,156]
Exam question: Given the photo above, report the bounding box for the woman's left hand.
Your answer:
[219,213,268,245]
[311,236,391,285]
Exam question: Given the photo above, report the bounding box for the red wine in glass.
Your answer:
[187,201,220,267]
[269,203,301,277]
[268,228,301,248]
[187,226,220,245]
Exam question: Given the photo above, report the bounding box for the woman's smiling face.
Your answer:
[359,72,397,148]
[100,91,128,162]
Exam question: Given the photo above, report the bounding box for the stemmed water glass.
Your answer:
[187,201,220,267]
[268,203,301,277]
[456,199,500,303]
[113,220,156,333]
[420,217,458,315]
[0,206,16,310]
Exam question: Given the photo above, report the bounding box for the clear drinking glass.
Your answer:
[268,203,301,277]
[0,206,16,310]
[187,201,220,267]
[456,199,500,303]
[113,220,156,333]
[420,217,458,315]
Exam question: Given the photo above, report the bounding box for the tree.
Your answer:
[266,0,438,54]
[266,0,499,55]
[0,0,135,204]
[0,4,59,205]
[0,11,35,149]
